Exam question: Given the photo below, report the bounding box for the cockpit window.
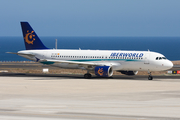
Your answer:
[155,57,167,60]
[162,57,167,60]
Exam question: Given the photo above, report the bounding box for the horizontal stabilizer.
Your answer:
[6,52,35,57]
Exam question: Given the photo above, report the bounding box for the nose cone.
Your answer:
[165,61,173,70]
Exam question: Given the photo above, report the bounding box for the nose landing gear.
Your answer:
[148,75,153,80]
[148,71,153,80]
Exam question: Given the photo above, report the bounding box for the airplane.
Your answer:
[8,22,173,80]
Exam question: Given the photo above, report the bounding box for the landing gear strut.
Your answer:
[148,71,153,80]
[84,73,92,79]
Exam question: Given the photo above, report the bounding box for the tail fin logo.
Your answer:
[24,30,35,44]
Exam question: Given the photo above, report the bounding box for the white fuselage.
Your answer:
[18,49,173,72]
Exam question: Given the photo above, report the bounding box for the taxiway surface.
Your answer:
[0,76,180,120]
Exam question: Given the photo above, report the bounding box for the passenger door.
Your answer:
[144,53,150,64]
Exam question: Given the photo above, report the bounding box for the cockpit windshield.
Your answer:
[155,57,167,60]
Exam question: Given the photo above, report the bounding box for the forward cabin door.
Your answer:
[144,53,150,64]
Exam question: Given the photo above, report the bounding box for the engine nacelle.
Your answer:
[118,71,138,75]
[95,66,113,77]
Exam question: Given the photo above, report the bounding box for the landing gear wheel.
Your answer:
[147,71,153,80]
[148,75,153,80]
[84,73,92,79]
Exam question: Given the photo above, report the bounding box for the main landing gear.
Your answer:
[148,71,153,80]
[84,73,92,79]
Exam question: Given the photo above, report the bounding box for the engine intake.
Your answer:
[95,66,113,77]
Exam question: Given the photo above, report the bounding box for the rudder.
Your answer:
[21,22,48,50]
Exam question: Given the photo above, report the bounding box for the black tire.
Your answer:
[84,73,92,79]
[148,76,153,80]
[84,74,88,79]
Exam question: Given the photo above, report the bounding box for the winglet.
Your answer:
[21,22,48,50]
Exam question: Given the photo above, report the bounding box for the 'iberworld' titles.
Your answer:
[110,52,144,57]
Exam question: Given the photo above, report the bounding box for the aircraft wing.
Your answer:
[42,59,106,66]
[41,59,120,69]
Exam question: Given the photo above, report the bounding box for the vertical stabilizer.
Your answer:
[21,22,48,50]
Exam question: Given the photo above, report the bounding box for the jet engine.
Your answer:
[95,66,113,77]
[118,71,138,75]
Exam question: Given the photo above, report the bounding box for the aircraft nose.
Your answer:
[165,61,173,69]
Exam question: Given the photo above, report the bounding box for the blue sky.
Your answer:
[0,0,180,37]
